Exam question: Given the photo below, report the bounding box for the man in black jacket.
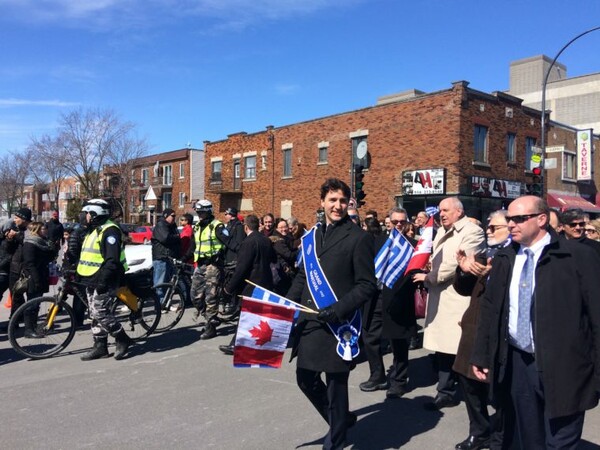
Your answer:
[8,208,32,321]
[286,178,377,450]
[218,214,276,355]
[471,196,600,449]
[45,209,64,253]
[215,207,245,315]
[151,208,181,305]
[560,207,600,257]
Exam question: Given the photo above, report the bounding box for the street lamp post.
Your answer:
[540,26,600,196]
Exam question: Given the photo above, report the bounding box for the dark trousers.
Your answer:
[296,368,349,450]
[458,374,490,438]
[436,351,458,398]
[362,295,385,382]
[509,346,585,449]
[389,338,409,388]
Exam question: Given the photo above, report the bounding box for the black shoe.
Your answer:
[408,336,419,350]
[24,329,44,339]
[113,329,133,360]
[359,379,389,392]
[218,344,234,355]
[424,394,459,410]
[455,435,490,450]
[200,323,217,340]
[346,411,357,429]
[81,338,109,361]
[385,385,408,399]
[0,322,8,333]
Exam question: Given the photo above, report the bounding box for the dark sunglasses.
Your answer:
[566,221,585,228]
[506,213,542,224]
[486,224,508,232]
[391,219,407,226]
[349,215,359,219]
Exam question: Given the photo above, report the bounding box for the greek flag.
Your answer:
[251,284,300,319]
[374,228,414,288]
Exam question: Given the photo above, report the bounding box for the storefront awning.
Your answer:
[546,193,600,213]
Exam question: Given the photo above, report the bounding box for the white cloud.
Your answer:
[0,98,79,107]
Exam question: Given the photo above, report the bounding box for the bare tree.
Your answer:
[28,134,70,210]
[0,150,32,215]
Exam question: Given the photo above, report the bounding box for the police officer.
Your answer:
[77,199,133,361]
[215,206,245,315]
[189,199,224,340]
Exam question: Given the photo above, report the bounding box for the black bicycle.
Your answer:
[153,258,194,332]
[8,268,161,360]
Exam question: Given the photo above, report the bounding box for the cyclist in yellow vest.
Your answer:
[186,199,225,340]
[77,199,132,361]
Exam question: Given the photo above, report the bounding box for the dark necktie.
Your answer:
[515,248,534,349]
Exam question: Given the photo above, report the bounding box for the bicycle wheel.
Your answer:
[8,297,76,359]
[154,283,186,333]
[110,293,161,341]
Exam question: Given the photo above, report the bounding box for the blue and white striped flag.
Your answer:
[425,206,439,216]
[374,228,414,288]
[251,284,300,319]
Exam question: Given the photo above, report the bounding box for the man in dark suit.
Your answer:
[287,178,378,450]
[218,214,276,355]
[471,195,600,449]
[560,207,600,257]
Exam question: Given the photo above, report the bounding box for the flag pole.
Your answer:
[244,280,319,314]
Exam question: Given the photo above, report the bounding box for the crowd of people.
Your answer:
[1,182,600,449]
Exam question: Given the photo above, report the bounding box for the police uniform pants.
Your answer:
[87,287,122,338]
[191,263,221,321]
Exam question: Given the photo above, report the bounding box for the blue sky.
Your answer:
[1,0,599,155]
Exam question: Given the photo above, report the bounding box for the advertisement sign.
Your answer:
[402,169,445,195]
[469,176,522,199]
[577,130,593,181]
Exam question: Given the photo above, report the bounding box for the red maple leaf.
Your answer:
[249,320,273,346]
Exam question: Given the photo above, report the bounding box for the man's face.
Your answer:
[384,217,392,231]
[262,216,274,231]
[321,189,348,225]
[223,212,233,224]
[390,211,408,234]
[165,213,176,224]
[507,197,547,247]
[562,216,586,239]
[486,216,510,246]
[14,216,25,228]
[348,208,359,224]
[415,213,428,227]
[439,199,462,230]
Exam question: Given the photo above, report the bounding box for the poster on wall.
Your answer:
[402,169,445,195]
[577,130,593,181]
[469,176,522,199]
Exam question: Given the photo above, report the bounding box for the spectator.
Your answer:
[560,208,600,257]
[269,218,298,295]
[261,213,275,237]
[178,213,195,264]
[45,209,64,254]
[584,219,600,242]
[151,208,181,304]
[8,208,32,322]
[216,207,246,315]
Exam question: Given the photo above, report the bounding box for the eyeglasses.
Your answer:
[566,221,585,228]
[486,224,508,232]
[170,214,176,218]
[584,228,598,234]
[391,219,408,226]
[506,213,542,224]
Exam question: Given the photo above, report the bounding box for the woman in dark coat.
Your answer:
[269,219,298,295]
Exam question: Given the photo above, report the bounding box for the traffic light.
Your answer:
[354,165,366,207]
[526,167,543,197]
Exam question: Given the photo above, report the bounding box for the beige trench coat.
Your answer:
[422,216,485,355]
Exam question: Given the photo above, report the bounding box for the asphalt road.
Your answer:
[0,287,599,450]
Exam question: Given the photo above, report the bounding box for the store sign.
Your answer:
[577,130,593,181]
[402,169,445,195]
[469,176,522,199]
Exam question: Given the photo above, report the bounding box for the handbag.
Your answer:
[414,284,428,319]
[13,273,31,295]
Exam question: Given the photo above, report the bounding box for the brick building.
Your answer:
[205,80,599,224]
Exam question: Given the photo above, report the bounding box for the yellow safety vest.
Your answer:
[194,219,224,262]
[77,221,128,277]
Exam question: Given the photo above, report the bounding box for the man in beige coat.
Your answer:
[413,197,485,410]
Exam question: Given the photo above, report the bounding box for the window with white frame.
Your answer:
[179,162,185,179]
[525,137,537,171]
[563,151,576,181]
[163,192,172,209]
[506,133,516,162]
[283,148,292,177]
[163,165,173,185]
[474,125,488,163]
[244,155,256,179]
[179,192,185,207]
[318,144,328,164]
[141,168,149,185]
[211,160,222,182]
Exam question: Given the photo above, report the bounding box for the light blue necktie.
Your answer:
[515,248,534,349]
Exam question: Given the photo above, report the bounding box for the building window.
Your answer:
[244,155,256,179]
[141,169,149,186]
[163,192,172,209]
[318,145,328,164]
[563,152,576,181]
[211,161,222,182]
[506,133,516,162]
[179,192,185,207]
[163,165,173,186]
[179,163,185,179]
[525,137,537,171]
[283,148,292,177]
[474,125,488,163]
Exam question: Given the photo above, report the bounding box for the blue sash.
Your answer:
[301,223,361,361]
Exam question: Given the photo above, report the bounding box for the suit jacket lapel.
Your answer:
[319,221,351,257]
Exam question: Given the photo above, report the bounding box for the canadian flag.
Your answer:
[405,215,435,273]
[233,297,295,368]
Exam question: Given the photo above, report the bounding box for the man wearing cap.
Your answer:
[45,209,64,254]
[215,206,245,316]
[186,199,225,339]
[151,208,181,305]
[7,208,33,321]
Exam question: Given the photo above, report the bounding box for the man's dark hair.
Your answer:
[560,208,584,225]
[365,210,378,219]
[245,214,260,231]
[320,178,351,200]
[183,213,194,224]
[363,217,381,236]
